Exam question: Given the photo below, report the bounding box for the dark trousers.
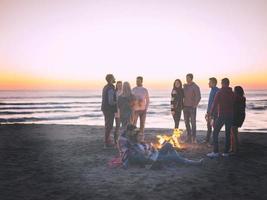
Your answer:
[183,107,197,140]
[103,111,115,145]
[206,115,217,143]
[172,109,182,129]
[121,116,131,130]
[213,115,233,153]
[114,117,121,143]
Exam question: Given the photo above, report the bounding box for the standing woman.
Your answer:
[114,81,123,144]
[118,82,135,130]
[231,86,246,154]
[171,79,184,129]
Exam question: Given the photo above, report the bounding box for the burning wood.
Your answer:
[152,129,183,150]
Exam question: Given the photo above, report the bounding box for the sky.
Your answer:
[0,0,267,90]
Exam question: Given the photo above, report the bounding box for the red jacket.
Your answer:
[210,86,234,117]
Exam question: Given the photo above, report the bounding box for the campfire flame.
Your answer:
[153,129,183,149]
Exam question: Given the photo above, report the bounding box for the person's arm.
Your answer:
[209,92,219,116]
[145,89,150,110]
[194,85,201,107]
[108,88,116,106]
[171,90,175,113]
[207,92,212,114]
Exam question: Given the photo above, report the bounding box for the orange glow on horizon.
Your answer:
[1,70,266,90]
[0,71,102,90]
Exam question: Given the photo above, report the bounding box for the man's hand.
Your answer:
[171,111,175,116]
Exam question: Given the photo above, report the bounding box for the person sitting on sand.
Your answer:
[230,86,246,154]
[118,124,203,169]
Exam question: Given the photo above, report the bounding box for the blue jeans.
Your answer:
[183,107,197,140]
[129,143,201,166]
[213,115,233,153]
[206,114,218,143]
[157,143,200,165]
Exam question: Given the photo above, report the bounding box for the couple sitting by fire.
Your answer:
[117,124,203,169]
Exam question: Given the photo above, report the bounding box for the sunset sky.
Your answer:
[0,0,266,90]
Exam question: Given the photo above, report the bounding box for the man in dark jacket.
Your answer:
[207,78,234,158]
[101,74,117,148]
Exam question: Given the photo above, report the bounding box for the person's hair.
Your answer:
[186,73,193,80]
[221,78,230,86]
[136,76,143,82]
[173,79,182,89]
[105,74,114,83]
[115,81,122,91]
[234,86,244,97]
[209,77,217,85]
[122,82,132,97]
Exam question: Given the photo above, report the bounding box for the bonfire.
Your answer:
[152,128,183,150]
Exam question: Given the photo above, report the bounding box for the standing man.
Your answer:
[183,73,201,144]
[207,78,234,158]
[101,74,117,148]
[204,77,219,144]
[132,76,150,141]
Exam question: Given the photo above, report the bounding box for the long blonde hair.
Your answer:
[122,82,132,97]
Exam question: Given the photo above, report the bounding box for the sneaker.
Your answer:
[206,152,219,158]
[222,153,229,157]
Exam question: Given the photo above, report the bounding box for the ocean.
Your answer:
[0,90,266,132]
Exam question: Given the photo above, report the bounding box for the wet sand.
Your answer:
[0,124,267,200]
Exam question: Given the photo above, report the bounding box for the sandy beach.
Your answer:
[0,124,267,200]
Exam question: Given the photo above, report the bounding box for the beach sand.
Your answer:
[0,124,267,200]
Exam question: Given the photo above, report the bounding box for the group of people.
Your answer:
[101,74,149,148]
[101,73,246,168]
[170,75,246,157]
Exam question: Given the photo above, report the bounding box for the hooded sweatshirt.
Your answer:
[210,86,234,117]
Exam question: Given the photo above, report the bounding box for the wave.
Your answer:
[80,114,103,118]
[0,110,70,115]
[0,105,91,110]
[248,106,267,110]
[0,116,79,123]
[0,114,103,123]
[251,99,267,102]
[0,101,95,106]
[0,95,101,99]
